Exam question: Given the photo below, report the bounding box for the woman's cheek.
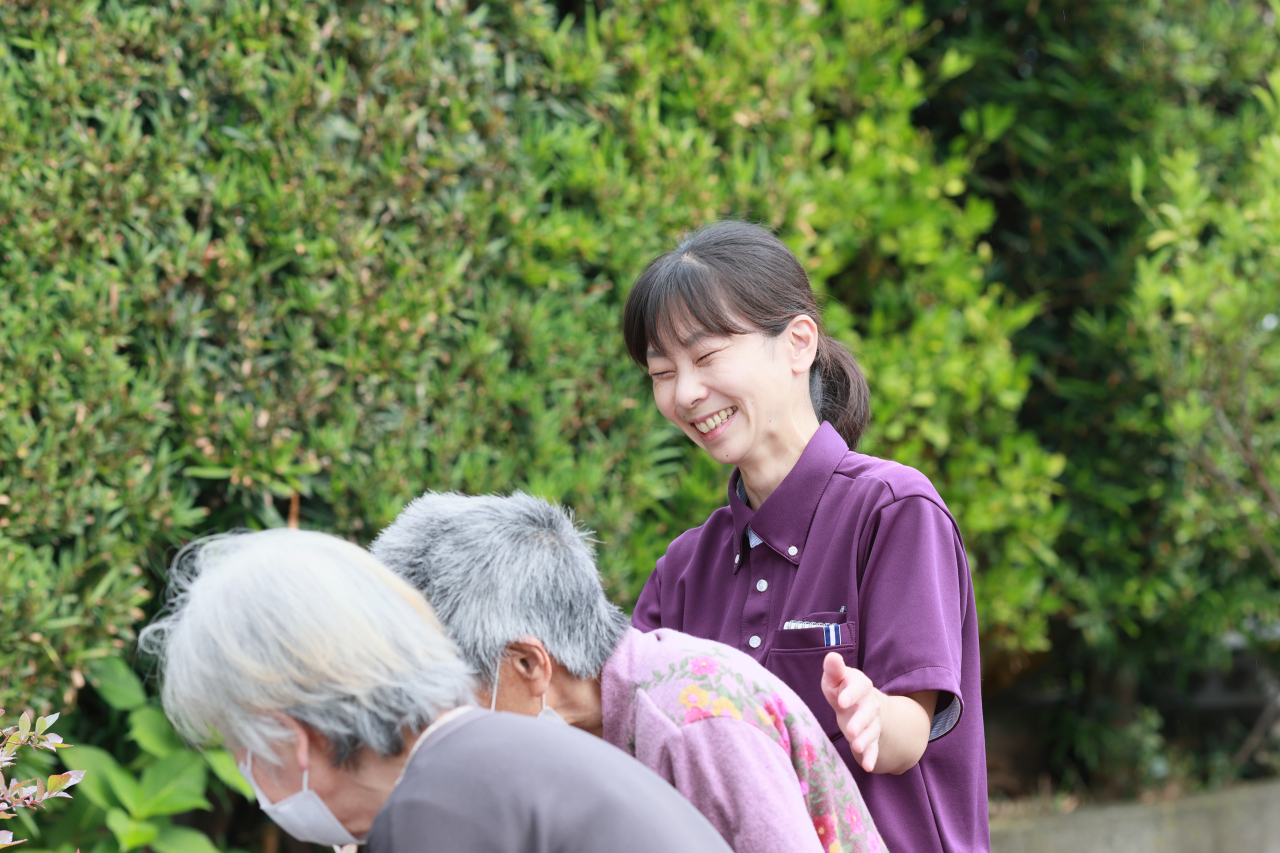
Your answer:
[652,384,676,424]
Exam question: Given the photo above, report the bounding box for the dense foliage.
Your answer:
[916,0,1280,795]
[1,0,1277,848]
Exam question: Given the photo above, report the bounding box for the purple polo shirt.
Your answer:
[633,422,990,853]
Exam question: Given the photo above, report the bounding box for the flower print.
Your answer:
[866,830,883,853]
[812,814,837,849]
[710,697,741,720]
[844,802,865,835]
[679,684,711,709]
[799,738,818,769]
[799,780,809,796]
[760,697,790,750]
[688,656,717,676]
[684,705,713,724]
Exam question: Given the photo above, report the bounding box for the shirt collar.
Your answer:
[727,422,849,572]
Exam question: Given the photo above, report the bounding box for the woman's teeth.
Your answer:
[694,407,736,434]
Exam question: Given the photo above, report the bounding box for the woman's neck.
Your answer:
[738,410,820,508]
[331,746,414,837]
[549,670,605,738]
[335,715,461,836]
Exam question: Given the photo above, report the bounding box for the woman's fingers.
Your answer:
[820,652,846,704]
[847,700,881,749]
[822,655,884,771]
[859,738,880,773]
[838,672,872,710]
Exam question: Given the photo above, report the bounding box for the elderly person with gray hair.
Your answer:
[139,528,733,853]
[371,493,886,853]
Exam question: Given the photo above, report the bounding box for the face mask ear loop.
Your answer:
[301,769,310,793]
[542,694,547,712]
[489,671,500,712]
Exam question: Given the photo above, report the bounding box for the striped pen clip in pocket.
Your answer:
[782,620,842,646]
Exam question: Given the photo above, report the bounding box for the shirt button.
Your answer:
[756,579,768,592]
[734,553,739,564]
[748,635,762,649]
[787,545,798,556]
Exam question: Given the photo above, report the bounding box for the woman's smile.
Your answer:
[691,406,737,438]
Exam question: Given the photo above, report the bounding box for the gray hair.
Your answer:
[138,529,476,766]
[369,492,629,686]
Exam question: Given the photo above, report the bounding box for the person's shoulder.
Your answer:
[832,451,950,510]
[632,630,824,733]
[660,504,734,562]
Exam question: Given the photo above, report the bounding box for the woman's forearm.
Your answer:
[870,690,937,775]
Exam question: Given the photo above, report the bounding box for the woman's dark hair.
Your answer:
[622,221,870,449]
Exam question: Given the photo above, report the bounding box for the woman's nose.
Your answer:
[673,370,707,411]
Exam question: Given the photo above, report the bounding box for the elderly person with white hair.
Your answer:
[371,493,886,853]
[139,528,734,853]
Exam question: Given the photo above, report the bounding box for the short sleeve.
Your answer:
[631,557,664,631]
[859,496,967,740]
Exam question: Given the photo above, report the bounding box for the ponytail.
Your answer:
[810,335,870,450]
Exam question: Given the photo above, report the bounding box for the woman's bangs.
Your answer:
[640,260,750,361]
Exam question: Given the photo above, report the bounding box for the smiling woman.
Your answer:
[624,222,868,490]
[622,221,990,853]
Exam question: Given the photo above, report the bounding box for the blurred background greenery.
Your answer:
[0,0,1276,850]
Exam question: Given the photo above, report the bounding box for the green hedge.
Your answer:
[917,0,1280,794]
[1,0,1060,727]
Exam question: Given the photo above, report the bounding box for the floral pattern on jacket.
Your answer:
[603,628,883,853]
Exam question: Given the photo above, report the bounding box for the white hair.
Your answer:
[369,492,629,686]
[138,529,476,766]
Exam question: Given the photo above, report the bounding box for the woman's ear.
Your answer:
[277,714,313,772]
[506,638,554,699]
[786,314,820,374]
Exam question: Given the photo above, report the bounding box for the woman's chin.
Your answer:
[699,435,745,466]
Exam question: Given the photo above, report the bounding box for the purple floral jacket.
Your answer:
[601,628,886,853]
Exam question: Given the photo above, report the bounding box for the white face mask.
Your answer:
[490,670,564,722]
[538,694,565,724]
[238,751,361,848]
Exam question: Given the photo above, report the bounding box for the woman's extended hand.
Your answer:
[821,653,938,775]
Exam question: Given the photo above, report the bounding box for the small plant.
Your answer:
[0,709,84,849]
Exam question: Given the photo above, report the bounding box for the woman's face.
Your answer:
[646,328,805,468]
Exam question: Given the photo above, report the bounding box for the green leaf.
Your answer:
[938,48,975,82]
[1130,154,1146,202]
[204,749,254,799]
[135,753,210,819]
[150,825,222,853]
[61,745,140,815]
[127,706,183,759]
[105,809,159,852]
[182,466,232,479]
[87,658,147,711]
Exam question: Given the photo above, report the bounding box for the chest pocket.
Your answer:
[763,612,857,741]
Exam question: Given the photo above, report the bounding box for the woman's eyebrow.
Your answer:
[646,330,720,359]
[679,330,715,348]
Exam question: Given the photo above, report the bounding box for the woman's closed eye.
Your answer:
[648,362,675,380]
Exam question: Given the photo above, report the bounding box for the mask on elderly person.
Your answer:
[489,669,564,722]
[538,694,565,724]
[238,752,361,847]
